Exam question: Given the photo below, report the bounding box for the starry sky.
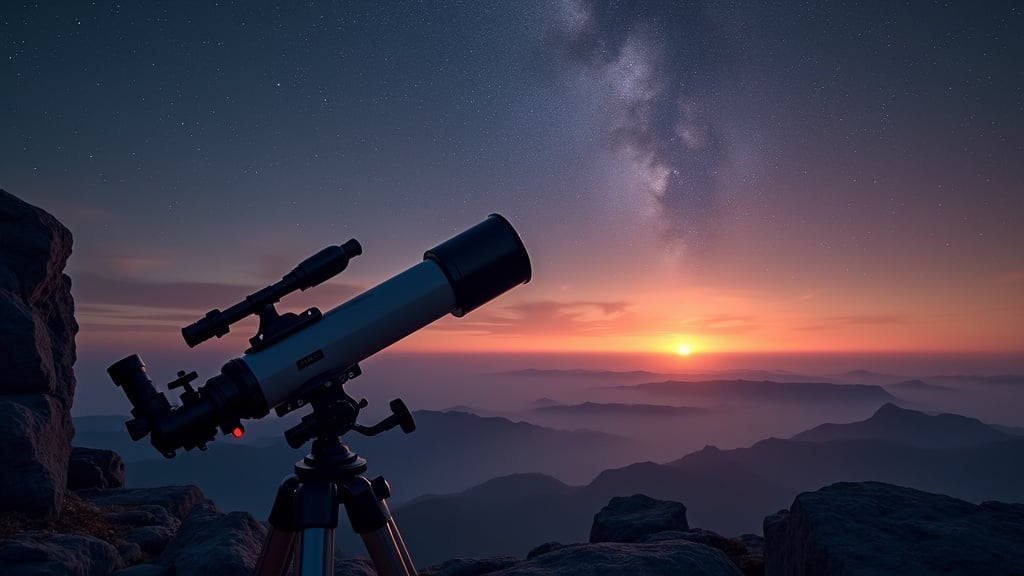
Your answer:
[3,1,1023,359]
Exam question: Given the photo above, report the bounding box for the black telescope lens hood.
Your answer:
[424,213,531,317]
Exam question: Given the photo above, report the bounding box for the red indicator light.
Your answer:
[232,427,244,438]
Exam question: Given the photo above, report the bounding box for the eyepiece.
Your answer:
[107,354,172,441]
[424,214,531,317]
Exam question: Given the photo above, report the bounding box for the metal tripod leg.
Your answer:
[383,502,417,575]
[253,468,418,576]
[342,476,417,576]
[293,479,339,576]
[254,476,300,576]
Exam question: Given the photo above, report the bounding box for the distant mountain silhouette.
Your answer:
[982,374,1024,386]
[824,369,906,385]
[884,379,951,392]
[671,436,1024,504]
[530,402,705,417]
[530,396,562,407]
[393,405,1024,562]
[609,379,898,405]
[994,424,1024,436]
[500,368,661,379]
[502,368,824,383]
[391,459,790,564]
[75,410,640,518]
[790,403,1012,448]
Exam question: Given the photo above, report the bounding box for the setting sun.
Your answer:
[676,344,692,356]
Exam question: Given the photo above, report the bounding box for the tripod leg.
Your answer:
[342,477,414,576]
[254,476,301,576]
[382,502,417,576]
[296,527,335,576]
[293,480,339,576]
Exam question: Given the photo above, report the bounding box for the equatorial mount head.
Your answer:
[282,366,416,450]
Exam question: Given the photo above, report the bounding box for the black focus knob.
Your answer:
[389,399,415,434]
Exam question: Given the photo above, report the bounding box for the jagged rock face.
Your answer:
[0,189,78,519]
[68,447,126,491]
[764,481,1024,576]
[589,494,690,543]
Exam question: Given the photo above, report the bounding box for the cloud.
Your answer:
[798,314,911,332]
[674,313,761,335]
[72,274,364,336]
[551,0,730,249]
[73,274,362,310]
[427,299,634,336]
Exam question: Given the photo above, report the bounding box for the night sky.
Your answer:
[4,1,1023,358]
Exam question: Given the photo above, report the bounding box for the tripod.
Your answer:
[253,372,419,576]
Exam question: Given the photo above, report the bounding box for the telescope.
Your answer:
[107,214,531,458]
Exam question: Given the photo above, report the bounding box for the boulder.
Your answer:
[68,447,126,490]
[105,504,178,530]
[0,189,78,518]
[737,533,763,556]
[489,541,743,576]
[106,504,179,558]
[123,525,177,556]
[334,556,377,576]
[733,554,765,576]
[421,556,521,576]
[764,481,1024,575]
[526,542,566,560]
[589,494,689,543]
[78,486,205,521]
[640,528,747,557]
[0,532,121,576]
[157,500,267,576]
[114,565,173,576]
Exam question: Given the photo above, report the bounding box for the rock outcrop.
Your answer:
[589,493,689,543]
[157,500,267,576]
[0,189,78,519]
[419,556,521,576]
[68,447,126,491]
[764,481,1024,575]
[0,532,122,576]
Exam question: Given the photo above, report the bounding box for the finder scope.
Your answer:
[108,214,531,457]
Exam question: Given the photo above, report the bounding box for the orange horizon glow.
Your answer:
[73,281,1024,358]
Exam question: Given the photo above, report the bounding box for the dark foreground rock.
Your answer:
[157,500,266,576]
[0,532,121,576]
[0,189,78,519]
[420,556,521,576]
[764,481,1024,576]
[488,541,743,576]
[69,447,126,491]
[77,486,205,522]
[589,494,689,543]
[334,556,377,576]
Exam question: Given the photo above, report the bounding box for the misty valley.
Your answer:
[73,363,1024,564]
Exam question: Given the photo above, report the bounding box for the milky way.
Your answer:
[551,0,732,251]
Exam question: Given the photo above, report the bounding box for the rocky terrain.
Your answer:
[3,190,1023,575]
